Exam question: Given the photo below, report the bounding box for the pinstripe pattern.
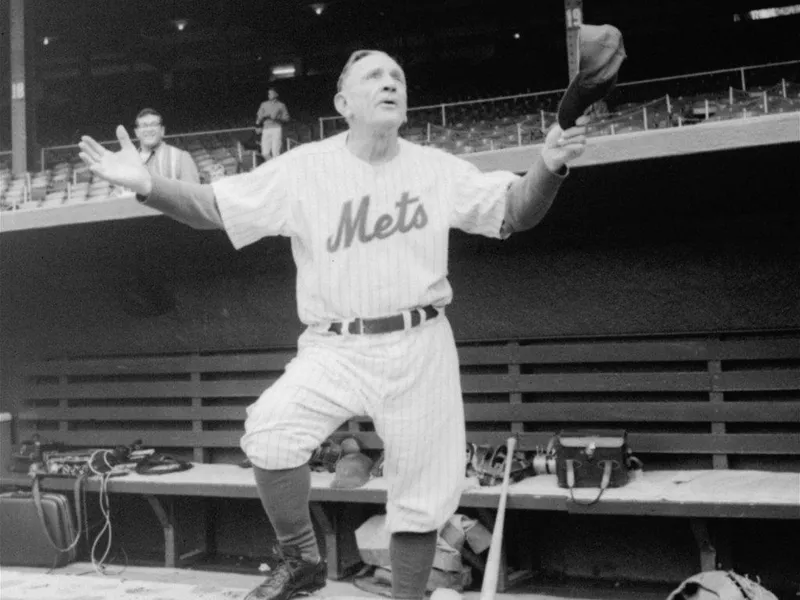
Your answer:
[241,316,464,532]
[215,132,518,532]
[212,133,519,324]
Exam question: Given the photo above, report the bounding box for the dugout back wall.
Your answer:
[1,143,798,412]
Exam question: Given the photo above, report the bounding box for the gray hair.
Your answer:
[337,49,389,92]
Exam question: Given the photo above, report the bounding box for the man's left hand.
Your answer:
[541,115,589,173]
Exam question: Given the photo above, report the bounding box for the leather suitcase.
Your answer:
[0,490,78,567]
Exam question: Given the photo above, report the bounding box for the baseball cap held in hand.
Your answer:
[557,24,626,129]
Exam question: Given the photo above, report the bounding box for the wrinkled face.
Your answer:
[336,52,407,131]
[135,115,164,148]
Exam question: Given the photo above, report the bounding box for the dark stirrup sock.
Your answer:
[253,464,321,563]
[390,530,438,600]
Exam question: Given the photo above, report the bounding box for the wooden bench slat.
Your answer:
[457,345,516,365]
[14,428,242,448]
[514,340,709,363]
[22,356,199,377]
[22,353,296,377]
[631,433,800,455]
[17,406,246,421]
[463,401,800,422]
[716,370,800,391]
[463,372,712,393]
[21,399,798,425]
[23,401,800,423]
[25,380,277,400]
[193,354,294,372]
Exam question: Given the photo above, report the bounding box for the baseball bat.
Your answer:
[479,436,517,600]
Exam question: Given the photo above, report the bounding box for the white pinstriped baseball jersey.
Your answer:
[212,132,519,324]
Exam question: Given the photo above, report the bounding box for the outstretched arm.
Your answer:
[503,117,588,234]
[79,125,223,230]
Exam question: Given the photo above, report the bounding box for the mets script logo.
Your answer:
[326,193,428,252]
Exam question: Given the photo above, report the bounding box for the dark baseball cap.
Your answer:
[331,452,374,489]
[557,24,627,130]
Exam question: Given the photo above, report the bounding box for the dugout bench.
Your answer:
[2,329,799,590]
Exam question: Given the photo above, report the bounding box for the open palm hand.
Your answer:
[79,125,152,196]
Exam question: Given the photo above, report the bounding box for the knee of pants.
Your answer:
[240,426,317,471]
[384,485,461,534]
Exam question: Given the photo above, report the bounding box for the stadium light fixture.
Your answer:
[271,65,297,79]
[735,3,800,20]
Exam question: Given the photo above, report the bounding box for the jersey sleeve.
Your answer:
[211,157,292,249]
[448,157,520,238]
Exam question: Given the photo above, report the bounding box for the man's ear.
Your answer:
[334,92,349,119]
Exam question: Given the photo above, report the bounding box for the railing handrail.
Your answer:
[318,57,800,124]
[41,126,255,154]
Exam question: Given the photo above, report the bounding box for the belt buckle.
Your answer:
[348,318,364,335]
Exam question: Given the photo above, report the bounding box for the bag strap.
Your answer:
[32,474,84,553]
[567,459,613,506]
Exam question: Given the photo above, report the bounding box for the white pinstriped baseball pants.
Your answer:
[240,314,465,533]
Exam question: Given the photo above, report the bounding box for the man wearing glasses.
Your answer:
[134,108,200,184]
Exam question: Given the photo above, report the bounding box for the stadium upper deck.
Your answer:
[1,61,799,233]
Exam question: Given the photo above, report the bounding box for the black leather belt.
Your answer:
[328,305,439,335]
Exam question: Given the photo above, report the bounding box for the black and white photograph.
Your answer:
[0,1,798,599]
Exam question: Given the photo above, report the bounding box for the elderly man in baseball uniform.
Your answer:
[79,50,587,600]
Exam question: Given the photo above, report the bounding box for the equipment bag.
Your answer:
[554,429,642,505]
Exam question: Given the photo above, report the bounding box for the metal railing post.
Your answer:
[440,104,446,127]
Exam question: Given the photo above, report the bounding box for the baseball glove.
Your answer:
[309,439,342,473]
[666,570,778,600]
[467,443,531,487]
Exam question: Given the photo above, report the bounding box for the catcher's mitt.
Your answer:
[666,570,778,600]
